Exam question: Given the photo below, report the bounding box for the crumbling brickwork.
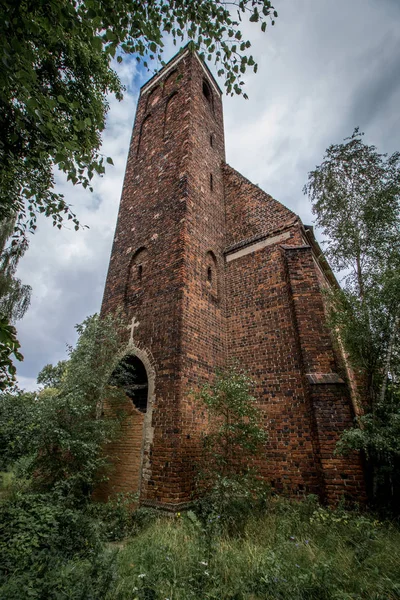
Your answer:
[100,46,365,509]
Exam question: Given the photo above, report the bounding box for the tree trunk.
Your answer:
[378,313,399,406]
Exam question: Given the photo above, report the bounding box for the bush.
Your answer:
[0,489,120,599]
[89,494,156,542]
[194,367,269,536]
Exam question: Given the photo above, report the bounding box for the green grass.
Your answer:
[112,498,400,600]
[1,491,399,599]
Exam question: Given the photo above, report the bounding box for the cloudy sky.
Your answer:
[16,0,400,390]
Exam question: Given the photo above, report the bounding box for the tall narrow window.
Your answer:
[125,247,148,305]
[145,86,161,111]
[202,79,213,108]
[206,251,218,298]
[210,133,213,147]
[164,92,179,138]
[137,115,152,157]
[210,173,213,191]
[163,69,178,96]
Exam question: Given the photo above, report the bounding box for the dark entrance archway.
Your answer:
[94,351,154,501]
[109,354,149,413]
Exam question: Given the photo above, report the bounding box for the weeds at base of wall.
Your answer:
[2,489,399,600]
[0,487,156,600]
[113,496,400,600]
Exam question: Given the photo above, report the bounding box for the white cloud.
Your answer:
[17,375,39,393]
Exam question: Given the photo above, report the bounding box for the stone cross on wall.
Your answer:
[127,316,140,345]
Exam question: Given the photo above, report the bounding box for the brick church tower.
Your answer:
[100,46,365,510]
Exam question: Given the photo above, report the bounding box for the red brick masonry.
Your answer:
[100,46,365,509]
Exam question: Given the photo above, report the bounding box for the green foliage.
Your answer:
[0,318,23,390]
[31,313,130,498]
[113,497,400,600]
[0,490,119,600]
[303,128,400,294]
[0,217,30,389]
[336,384,400,512]
[0,311,137,597]
[197,366,267,479]
[195,367,268,535]
[37,360,68,389]
[0,0,277,241]
[0,312,129,498]
[304,128,400,511]
[0,391,39,470]
[89,496,156,542]
[2,491,400,599]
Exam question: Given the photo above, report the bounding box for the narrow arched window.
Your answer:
[206,251,218,298]
[164,92,178,139]
[163,69,178,96]
[203,79,212,105]
[125,247,148,305]
[137,115,152,157]
[146,86,161,111]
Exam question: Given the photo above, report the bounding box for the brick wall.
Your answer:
[284,245,366,502]
[94,395,144,501]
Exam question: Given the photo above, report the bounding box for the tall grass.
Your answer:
[112,497,400,600]
[1,491,399,599]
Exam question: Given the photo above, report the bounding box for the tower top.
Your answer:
[140,43,222,98]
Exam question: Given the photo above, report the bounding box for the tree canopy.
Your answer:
[304,128,400,510]
[0,218,31,322]
[0,0,278,388]
[1,0,277,240]
[0,217,31,389]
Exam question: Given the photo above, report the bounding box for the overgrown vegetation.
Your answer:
[304,128,400,511]
[113,498,400,600]
[194,367,269,537]
[2,486,399,600]
[1,317,400,597]
[0,313,129,496]
[0,312,130,597]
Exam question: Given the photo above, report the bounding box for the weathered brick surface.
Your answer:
[94,396,144,501]
[99,46,365,508]
[224,164,298,248]
[284,246,366,503]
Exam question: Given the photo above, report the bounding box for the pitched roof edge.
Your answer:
[225,220,299,254]
[301,225,340,289]
[223,163,298,220]
[140,42,222,97]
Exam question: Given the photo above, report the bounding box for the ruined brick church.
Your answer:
[100,46,365,510]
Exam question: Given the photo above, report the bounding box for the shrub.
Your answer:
[194,367,269,535]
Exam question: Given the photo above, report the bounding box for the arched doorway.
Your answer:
[109,354,149,413]
[95,350,155,501]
